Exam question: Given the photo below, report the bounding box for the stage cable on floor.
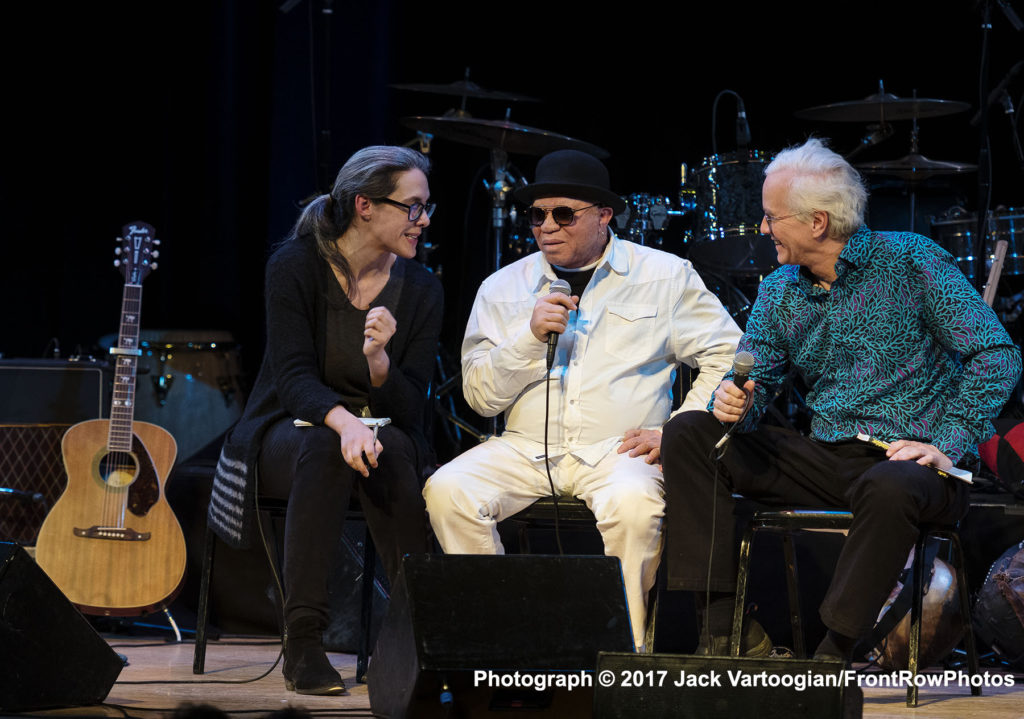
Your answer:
[119,473,288,687]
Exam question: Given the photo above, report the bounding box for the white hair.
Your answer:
[764,137,868,239]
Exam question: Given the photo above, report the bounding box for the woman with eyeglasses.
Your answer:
[207,145,442,695]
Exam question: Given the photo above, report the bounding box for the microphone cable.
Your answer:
[543,366,565,555]
[541,278,572,556]
[702,362,754,653]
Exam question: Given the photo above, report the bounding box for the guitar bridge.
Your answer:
[73,526,152,541]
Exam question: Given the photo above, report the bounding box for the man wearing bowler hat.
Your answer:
[424,149,741,650]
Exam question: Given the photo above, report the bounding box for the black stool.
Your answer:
[192,496,376,683]
[730,509,981,706]
[501,495,661,652]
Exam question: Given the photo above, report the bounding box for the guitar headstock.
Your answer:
[115,221,160,284]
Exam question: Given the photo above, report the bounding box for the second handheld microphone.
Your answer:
[546,279,572,369]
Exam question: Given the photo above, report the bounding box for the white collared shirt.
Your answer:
[461,233,743,464]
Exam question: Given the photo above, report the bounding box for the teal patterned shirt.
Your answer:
[724,226,1021,463]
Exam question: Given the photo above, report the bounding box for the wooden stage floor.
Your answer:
[6,635,1023,718]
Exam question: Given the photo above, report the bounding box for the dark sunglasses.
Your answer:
[373,197,436,221]
[527,203,600,227]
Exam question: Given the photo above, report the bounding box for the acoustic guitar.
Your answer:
[36,221,186,615]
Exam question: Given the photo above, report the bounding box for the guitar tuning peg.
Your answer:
[150,262,159,270]
[150,250,160,259]
[114,259,122,267]
[153,239,161,246]
[114,247,122,255]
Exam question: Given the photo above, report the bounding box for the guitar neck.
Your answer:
[109,282,143,452]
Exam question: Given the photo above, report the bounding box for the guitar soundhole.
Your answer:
[100,451,138,488]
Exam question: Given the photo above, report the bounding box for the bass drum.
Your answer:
[686,149,778,276]
[99,329,247,463]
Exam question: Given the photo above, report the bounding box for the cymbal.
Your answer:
[795,93,971,122]
[855,152,978,181]
[402,116,609,158]
[391,80,540,103]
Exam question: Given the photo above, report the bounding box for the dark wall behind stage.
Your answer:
[2,1,1022,458]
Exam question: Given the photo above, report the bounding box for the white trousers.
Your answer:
[423,437,664,650]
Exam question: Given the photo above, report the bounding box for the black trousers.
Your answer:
[661,411,970,638]
[258,418,431,627]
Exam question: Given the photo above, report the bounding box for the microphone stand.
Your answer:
[975,0,995,291]
[482,130,515,439]
[485,147,513,278]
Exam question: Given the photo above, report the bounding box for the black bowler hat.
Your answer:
[514,149,626,214]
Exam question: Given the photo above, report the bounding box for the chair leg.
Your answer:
[357,528,376,684]
[730,524,755,657]
[907,531,928,707]
[192,523,217,675]
[643,561,664,654]
[947,531,982,696]
[782,532,806,658]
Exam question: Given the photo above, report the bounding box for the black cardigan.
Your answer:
[208,234,443,548]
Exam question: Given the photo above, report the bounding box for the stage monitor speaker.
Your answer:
[0,542,124,711]
[593,652,862,719]
[367,554,634,719]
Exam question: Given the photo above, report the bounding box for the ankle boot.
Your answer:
[283,616,346,695]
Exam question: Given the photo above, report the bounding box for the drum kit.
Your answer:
[394,76,1019,311]
[394,74,1020,449]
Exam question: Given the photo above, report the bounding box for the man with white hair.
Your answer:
[660,137,1021,662]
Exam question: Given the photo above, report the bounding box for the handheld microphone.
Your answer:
[546,279,572,369]
[714,351,755,452]
[731,350,755,389]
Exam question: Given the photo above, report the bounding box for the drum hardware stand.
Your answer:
[403,130,434,156]
[484,145,514,275]
[905,118,923,234]
[151,352,174,407]
[677,161,698,246]
[983,239,1009,307]
[432,348,491,457]
[399,132,441,273]
[844,122,894,161]
[216,375,237,407]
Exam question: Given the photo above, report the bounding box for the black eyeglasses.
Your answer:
[373,197,436,221]
[527,203,600,227]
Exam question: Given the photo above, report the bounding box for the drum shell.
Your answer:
[614,193,675,246]
[688,149,777,275]
[991,208,1024,277]
[693,149,772,241]
[99,330,247,463]
[930,212,981,280]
